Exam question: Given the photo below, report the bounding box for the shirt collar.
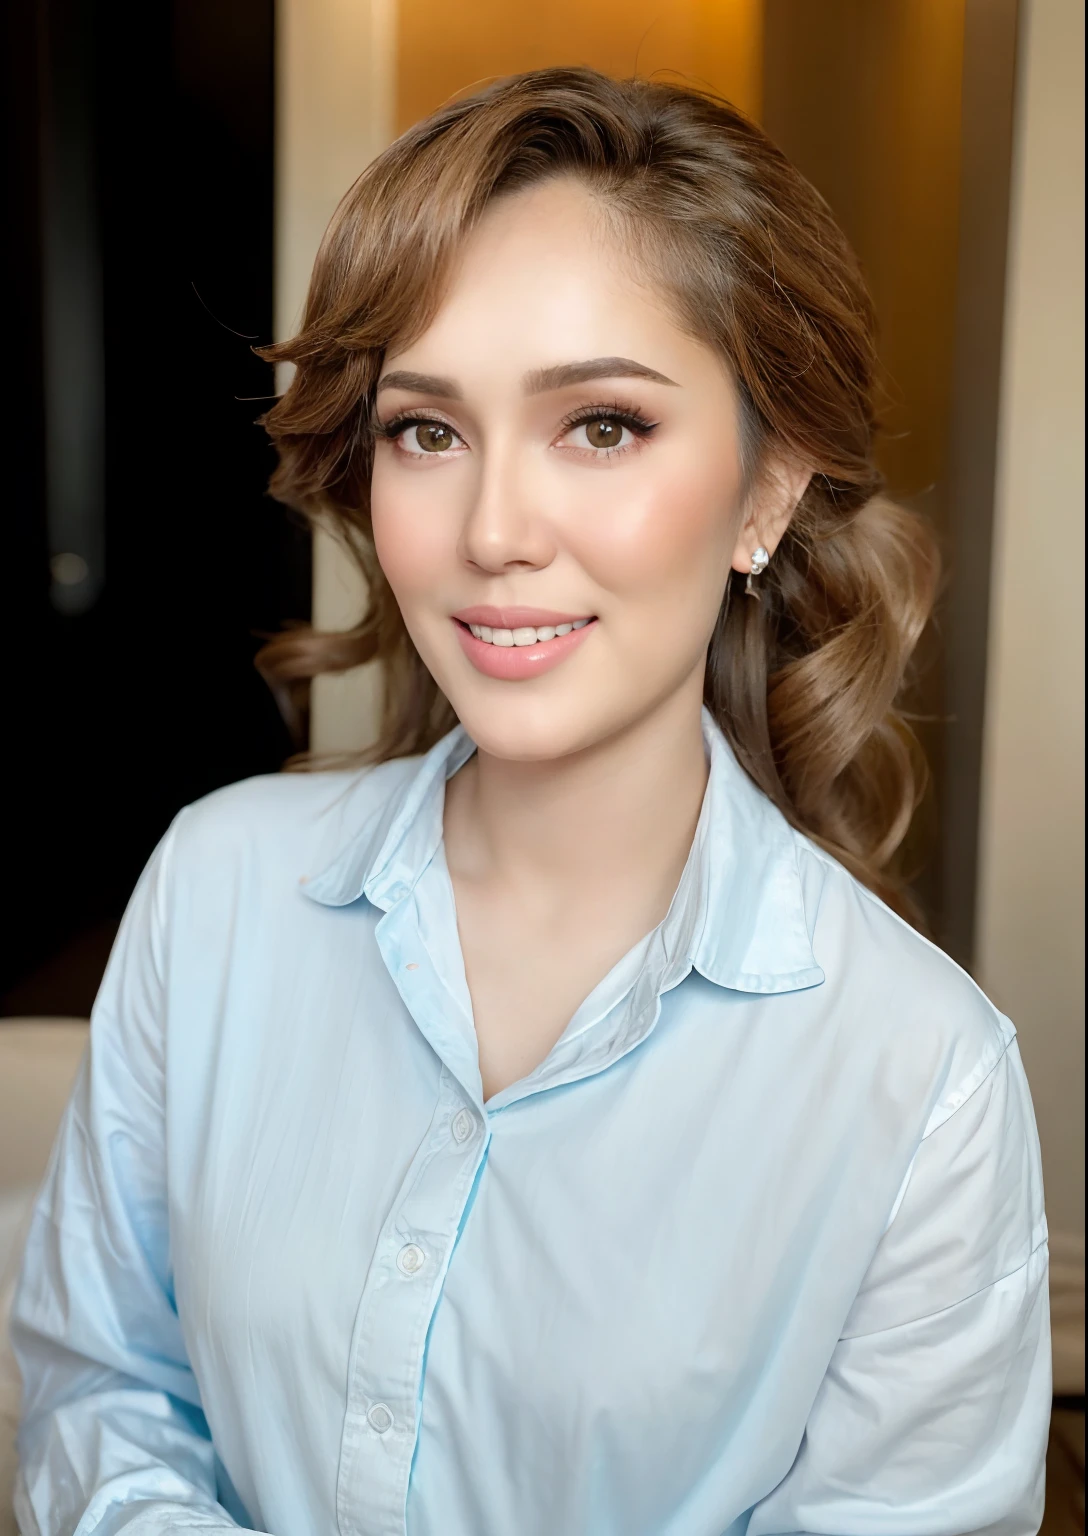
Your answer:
[685,712,824,992]
[303,709,823,996]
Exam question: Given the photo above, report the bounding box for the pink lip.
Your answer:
[452,605,593,628]
[453,616,597,681]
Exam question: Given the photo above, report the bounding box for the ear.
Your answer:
[730,459,812,575]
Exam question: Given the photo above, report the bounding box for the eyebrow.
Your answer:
[375,370,463,399]
[523,357,679,393]
[375,356,678,399]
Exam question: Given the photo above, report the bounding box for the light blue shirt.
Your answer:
[12,713,1050,1536]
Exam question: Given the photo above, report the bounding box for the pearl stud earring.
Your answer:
[746,545,770,598]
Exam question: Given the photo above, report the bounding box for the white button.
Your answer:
[367,1403,394,1434]
[451,1108,476,1144]
[397,1243,426,1276]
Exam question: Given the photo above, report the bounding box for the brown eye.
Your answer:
[415,422,454,453]
[584,418,623,449]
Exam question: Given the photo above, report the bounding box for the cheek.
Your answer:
[567,452,740,608]
[370,464,448,603]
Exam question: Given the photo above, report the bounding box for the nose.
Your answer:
[458,438,556,575]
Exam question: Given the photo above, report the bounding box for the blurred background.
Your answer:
[1,0,1083,1521]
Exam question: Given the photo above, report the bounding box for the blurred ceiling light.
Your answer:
[50,552,90,588]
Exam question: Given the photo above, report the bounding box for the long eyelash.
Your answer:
[374,411,456,440]
[558,400,660,437]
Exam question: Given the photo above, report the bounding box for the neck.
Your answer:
[443,676,709,901]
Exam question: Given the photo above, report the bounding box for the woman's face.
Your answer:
[371,178,789,763]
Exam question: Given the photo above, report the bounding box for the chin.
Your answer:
[447,686,612,764]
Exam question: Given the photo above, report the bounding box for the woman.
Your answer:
[13,69,1049,1536]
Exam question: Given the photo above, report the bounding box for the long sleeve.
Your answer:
[748,1033,1051,1536]
[10,819,266,1536]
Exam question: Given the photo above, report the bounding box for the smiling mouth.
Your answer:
[458,618,594,647]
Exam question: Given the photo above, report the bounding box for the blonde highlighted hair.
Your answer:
[258,67,939,919]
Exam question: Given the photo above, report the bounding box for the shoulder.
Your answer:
[161,756,422,892]
[792,834,1016,1135]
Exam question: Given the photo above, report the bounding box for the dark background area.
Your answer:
[2,0,309,1015]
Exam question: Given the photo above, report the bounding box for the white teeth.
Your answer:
[465,619,593,646]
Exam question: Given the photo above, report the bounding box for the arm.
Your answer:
[11,821,267,1535]
[749,1034,1051,1536]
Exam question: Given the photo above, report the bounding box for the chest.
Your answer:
[164,904,919,1535]
[174,1004,898,1536]
[453,881,665,1100]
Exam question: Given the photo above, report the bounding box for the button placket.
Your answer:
[335,1080,490,1536]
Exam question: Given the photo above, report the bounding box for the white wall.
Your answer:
[275,0,395,753]
[976,0,1085,1392]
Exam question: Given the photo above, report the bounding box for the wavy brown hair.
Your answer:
[258,67,938,917]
